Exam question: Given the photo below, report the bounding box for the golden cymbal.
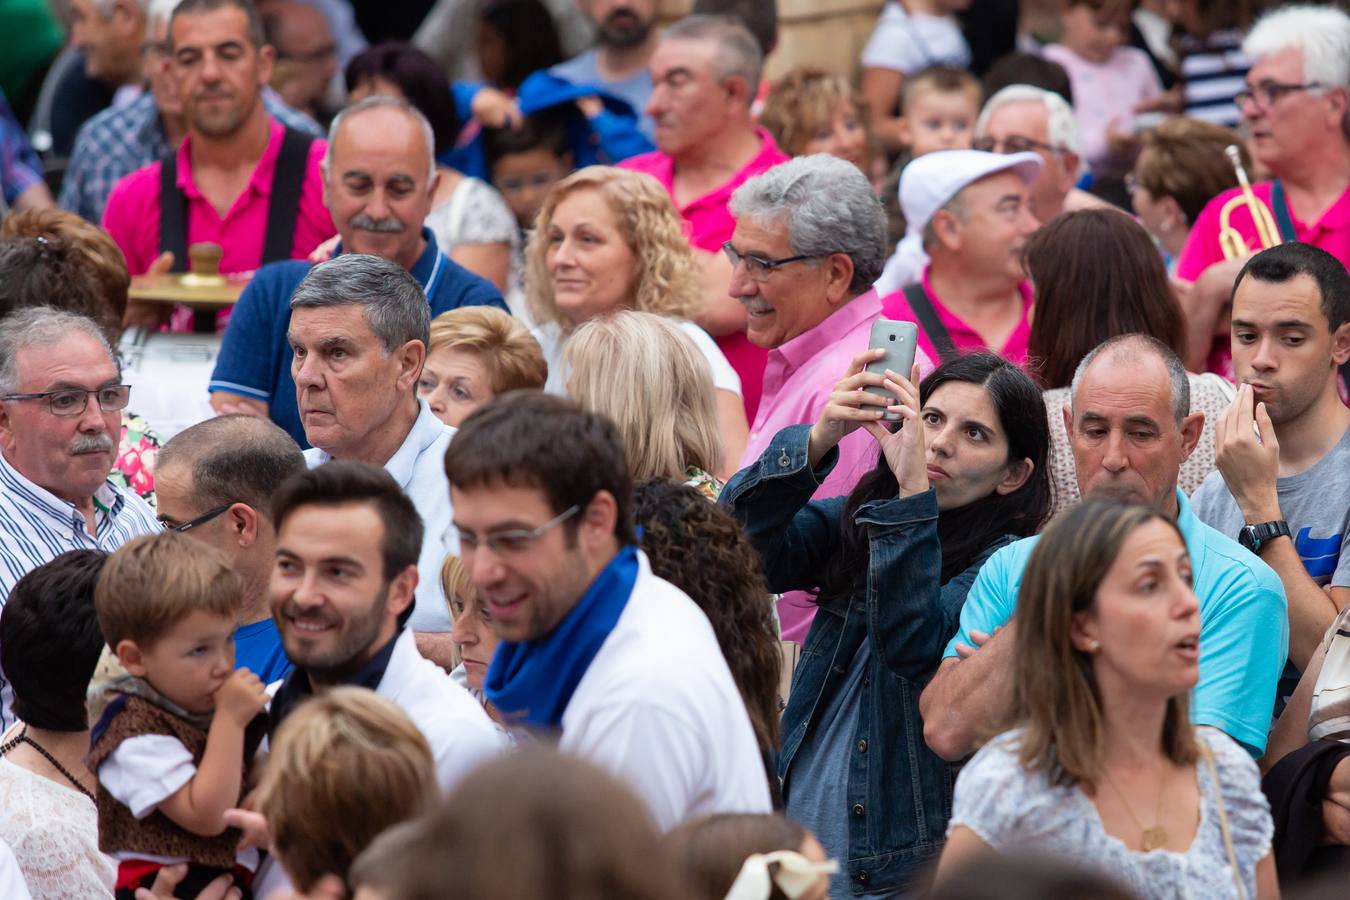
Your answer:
[127,272,249,306]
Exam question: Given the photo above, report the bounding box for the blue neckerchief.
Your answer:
[483,545,639,731]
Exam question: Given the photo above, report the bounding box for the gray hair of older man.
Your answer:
[0,307,119,395]
[289,254,432,354]
[729,153,888,294]
[323,95,438,185]
[1070,333,1190,425]
[661,14,763,98]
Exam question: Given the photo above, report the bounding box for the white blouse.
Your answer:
[0,757,115,899]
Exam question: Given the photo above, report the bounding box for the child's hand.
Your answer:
[213,668,268,727]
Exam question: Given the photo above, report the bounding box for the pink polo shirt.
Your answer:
[735,289,936,642]
[880,267,1034,365]
[1177,180,1350,281]
[102,118,334,278]
[621,127,790,419]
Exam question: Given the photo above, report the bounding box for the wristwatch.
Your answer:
[1238,520,1291,553]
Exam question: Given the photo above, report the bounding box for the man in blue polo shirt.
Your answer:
[920,335,1289,759]
[209,95,505,446]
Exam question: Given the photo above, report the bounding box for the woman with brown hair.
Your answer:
[935,499,1278,899]
[1024,208,1235,514]
[664,813,833,900]
[760,68,873,179]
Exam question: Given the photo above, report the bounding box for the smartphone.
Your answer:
[864,320,918,422]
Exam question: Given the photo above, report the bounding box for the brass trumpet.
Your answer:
[1219,144,1282,260]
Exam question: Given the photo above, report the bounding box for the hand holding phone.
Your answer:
[864,320,919,421]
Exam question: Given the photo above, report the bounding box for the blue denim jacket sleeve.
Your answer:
[719,424,848,595]
[855,491,1012,682]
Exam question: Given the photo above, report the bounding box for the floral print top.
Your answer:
[110,413,161,507]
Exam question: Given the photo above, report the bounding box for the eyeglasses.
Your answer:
[0,385,131,417]
[164,503,236,533]
[496,171,562,193]
[722,242,822,282]
[972,135,1060,155]
[459,505,581,555]
[1234,80,1324,111]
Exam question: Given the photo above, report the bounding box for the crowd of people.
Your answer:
[0,0,1349,897]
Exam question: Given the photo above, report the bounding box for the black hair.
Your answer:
[483,110,570,172]
[444,391,637,546]
[982,52,1074,105]
[158,415,306,516]
[1233,241,1350,333]
[691,0,778,57]
[170,0,268,51]
[344,42,460,157]
[818,353,1051,603]
[476,0,564,90]
[0,551,108,731]
[272,462,425,626]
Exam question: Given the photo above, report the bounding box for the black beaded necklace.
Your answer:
[0,726,95,801]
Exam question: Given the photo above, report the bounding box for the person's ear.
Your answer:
[256,42,276,84]
[386,565,418,620]
[931,209,962,253]
[1157,194,1187,232]
[396,340,428,392]
[1069,611,1100,654]
[1057,150,1081,193]
[1178,411,1204,462]
[1331,320,1350,366]
[1324,86,1349,133]
[995,458,1033,496]
[1061,401,1073,437]
[116,640,149,677]
[228,503,261,547]
[0,401,16,454]
[426,168,441,201]
[823,252,856,305]
[722,74,752,108]
[580,491,619,549]
[894,116,913,151]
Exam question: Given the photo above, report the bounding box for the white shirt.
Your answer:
[560,552,772,831]
[0,452,160,729]
[860,1,971,74]
[305,399,458,633]
[373,629,505,790]
[534,319,742,397]
[0,839,32,900]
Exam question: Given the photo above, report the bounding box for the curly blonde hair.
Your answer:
[525,166,703,331]
[760,67,871,159]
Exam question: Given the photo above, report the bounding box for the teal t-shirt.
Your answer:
[234,618,292,684]
[944,491,1289,756]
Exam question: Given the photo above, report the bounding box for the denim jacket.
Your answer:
[720,425,1010,895]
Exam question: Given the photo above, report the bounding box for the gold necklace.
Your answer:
[1101,766,1168,851]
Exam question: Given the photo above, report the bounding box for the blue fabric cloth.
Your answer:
[58,89,322,224]
[720,424,1006,895]
[444,72,652,181]
[484,544,639,731]
[945,489,1290,756]
[551,49,654,138]
[208,228,505,447]
[232,618,291,684]
[0,89,43,206]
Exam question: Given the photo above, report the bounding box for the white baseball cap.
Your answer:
[874,149,1043,296]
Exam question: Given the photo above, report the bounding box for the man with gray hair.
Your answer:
[286,253,463,667]
[621,14,789,419]
[210,95,505,446]
[0,307,160,728]
[727,152,918,642]
[879,148,1041,364]
[974,84,1110,223]
[153,414,307,682]
[1176,4,1350,392]
[921,333,1289,762]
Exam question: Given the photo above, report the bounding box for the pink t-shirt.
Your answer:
[102,118,335,278]
[880,267,1034,365]
[1176,180,1350,378]
[620,128,790,419]
[736,289,935,642]
[1042,44,1161,177]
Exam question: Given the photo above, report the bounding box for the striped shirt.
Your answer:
[0,451,160,730]
[1178,29,1252,127]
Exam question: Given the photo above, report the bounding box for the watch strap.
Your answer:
[1242,520,1291,551]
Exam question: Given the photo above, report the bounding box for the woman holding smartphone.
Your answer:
[720,351,1051,897]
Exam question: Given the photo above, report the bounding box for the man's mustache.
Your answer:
[349,214,405,233]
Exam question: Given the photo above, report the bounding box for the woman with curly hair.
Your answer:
[632,479,782,797]
[527,165,748,468]
[760,68,873,178]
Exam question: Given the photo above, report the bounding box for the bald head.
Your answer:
[157,414,306,516]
